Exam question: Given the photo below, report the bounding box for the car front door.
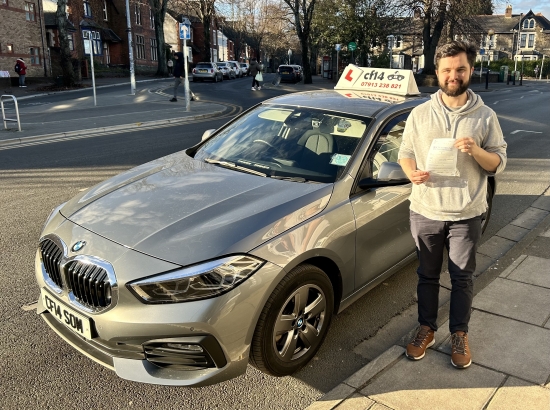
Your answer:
[350,111,416,289]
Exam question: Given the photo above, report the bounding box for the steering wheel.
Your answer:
[252,139,285,158]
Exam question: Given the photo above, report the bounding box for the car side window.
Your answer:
[359,111,411,181]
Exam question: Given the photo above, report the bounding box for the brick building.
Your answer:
[0,0,49,79]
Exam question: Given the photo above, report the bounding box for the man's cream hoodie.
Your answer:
[398,89,507,221]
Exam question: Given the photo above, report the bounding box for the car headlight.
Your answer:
[128,255,264,303]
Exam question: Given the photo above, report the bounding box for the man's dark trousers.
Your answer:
[410,210,482,334]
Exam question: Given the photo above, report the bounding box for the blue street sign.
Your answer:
[479,48,485,55]
[179,23,190,40]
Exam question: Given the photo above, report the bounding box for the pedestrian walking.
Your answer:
[14,58,27,87]
[170,52,184,102]
[249,58,262,91]
[397,40,507,369]
[167,58,174,76]
[534,64,540,79]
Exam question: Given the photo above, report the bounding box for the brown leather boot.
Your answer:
[451,331,472,369]
[406,325,435,360]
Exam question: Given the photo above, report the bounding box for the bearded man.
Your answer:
[397,41,507,369]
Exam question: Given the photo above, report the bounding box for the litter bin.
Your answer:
[55,75,63,86]
[499,66,509,82]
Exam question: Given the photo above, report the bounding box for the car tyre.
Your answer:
[250,264,334,376]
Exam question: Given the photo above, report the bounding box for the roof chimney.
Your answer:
[505,4,512,18]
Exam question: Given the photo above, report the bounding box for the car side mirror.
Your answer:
[358,162,410,189]
[201,129,216,141]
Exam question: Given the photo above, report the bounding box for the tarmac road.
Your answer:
[0,77,549,409]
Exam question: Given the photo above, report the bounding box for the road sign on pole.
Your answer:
[179,23,191,40]
[348,42,356,51]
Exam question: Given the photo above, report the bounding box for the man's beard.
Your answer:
[439,77,470,97]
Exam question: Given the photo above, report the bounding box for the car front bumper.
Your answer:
[35,235,285,386]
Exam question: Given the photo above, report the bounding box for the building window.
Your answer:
[68,33,74,50]
[83,30,102,55]
[1,0,8,6]
[528,34,534,48]
[135,4,141,25]
[30,47,40,64]
[83,0,91,17]
[394,36,402,48]
[25,2,36,21]
[150,38,157,60]
[135,35,145,59]
[103,0,108,20]
[150,9,155,29]
[520,33,526,48]
[6,44,14,53]
[529,19,534,28]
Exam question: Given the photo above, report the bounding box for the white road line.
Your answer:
[510,130,543,134]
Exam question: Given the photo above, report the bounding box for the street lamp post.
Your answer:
[485,29,494,89]
[288,49,292,65]
[387,35,394,68]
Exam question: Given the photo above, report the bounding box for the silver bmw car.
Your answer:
[35,75,495,386]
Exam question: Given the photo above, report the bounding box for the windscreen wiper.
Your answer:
[269,175,311,183]
[204,158,267,177]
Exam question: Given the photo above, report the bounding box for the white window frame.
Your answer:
[528,33,534,48]
[135,34,145,59]
[150,9,155,29]
[135,3,141,25]
[83,0,91,17]
[29,47,40,64]
[103,0,108,20]
[25,2,36,21]
[150,38,158,61]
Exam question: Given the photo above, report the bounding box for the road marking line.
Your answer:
[510,130,543,134]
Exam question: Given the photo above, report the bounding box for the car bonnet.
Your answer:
[59,152,333,266]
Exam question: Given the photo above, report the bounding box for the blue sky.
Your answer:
[510,0,550,18]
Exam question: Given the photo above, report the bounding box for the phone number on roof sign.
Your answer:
[360,82,402,89]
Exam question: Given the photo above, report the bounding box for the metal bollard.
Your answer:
[512,75,515,85]
[507,74,510,85]
[485,71,489,89]
[1,94,21,131]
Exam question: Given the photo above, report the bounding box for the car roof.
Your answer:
[262,90,427,118]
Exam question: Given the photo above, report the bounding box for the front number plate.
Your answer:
[41,289,93,339]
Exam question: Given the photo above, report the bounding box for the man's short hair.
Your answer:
[434,41,477,69]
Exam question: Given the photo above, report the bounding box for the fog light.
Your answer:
[165,343,204,352]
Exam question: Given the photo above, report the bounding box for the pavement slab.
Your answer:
[531,195,550,212]
[333,393,375,410]
[472,278,550,325]
[477,235,516,260]
[505,255,550,288]
[438,310,550,384]
[509,207,550,230]
[359,351,504,410]
[306,383,356,410]
[486,377,550,410]
[494,224,530,242]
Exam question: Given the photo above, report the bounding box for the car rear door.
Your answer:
[350,111,416,288]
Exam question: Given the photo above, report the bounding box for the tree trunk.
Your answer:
[203,16,212,61]
[55,0,76,86]
[421,2,446,75]
[150,0,169,76]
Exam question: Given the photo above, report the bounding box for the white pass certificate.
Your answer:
[425,138,458,176]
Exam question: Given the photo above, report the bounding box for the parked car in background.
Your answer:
[240,63,250,76]
[473,66,491,76]
[277,65,300,83]
[291,65,303,81]
[192,62,223,82]
[217,62,236,80]
[228,61,244,77]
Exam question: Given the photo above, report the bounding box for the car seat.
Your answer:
[296,121,335,174]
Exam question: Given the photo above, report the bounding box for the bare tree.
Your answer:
[55,0,76,86]
[281,0,317,83]
[174,0,217,61]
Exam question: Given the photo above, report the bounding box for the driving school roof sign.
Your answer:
[334,64,420,96]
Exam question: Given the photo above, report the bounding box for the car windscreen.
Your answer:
[196,63,212,68]
[194,105,372,183]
